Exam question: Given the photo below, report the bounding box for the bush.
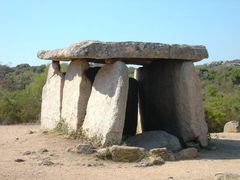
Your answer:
[0,68,47,124]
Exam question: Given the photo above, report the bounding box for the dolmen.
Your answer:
[37,40,209,147]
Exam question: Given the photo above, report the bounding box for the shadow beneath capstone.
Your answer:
[198,138,240,160]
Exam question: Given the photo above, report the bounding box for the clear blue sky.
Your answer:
[1,0,240,66]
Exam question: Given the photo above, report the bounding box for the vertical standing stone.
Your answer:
[137,61,208,146]
[122,78,138,138]
[134,69,143,134]
[41,61,64,129]
[174,62,208,146]
[82,61,129,145]
[61,60,92,130]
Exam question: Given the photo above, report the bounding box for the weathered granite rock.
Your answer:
[137,61,208,147]
[61,60,92,130]
[137,156,165,167]
[175,148,198,160]
[41,61,64,129]
[175,62,208,146]
[149,147,175,161]
[224,121,240,133]
[96,148,112,160]
[125,130,182,152]
[122,78,138,138]
[37,40,208,63]
[110,145,146,162]
[214,173,240,180]
[75,143,94,154]
[82,61,129,145]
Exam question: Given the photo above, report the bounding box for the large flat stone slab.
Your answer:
[82,61,129,145]
[61,60,92,130]
[37,40,208,64]
[125,130,182,152]
[41,61,64,129]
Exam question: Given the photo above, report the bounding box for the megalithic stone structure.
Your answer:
[82,61,129,145]
[41,61,64,129]
[61,60,92,130]
[37,40,209,147]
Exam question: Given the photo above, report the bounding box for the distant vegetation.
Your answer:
[0,64,47,124]
[0,60,240,133]
[196,60,240,132]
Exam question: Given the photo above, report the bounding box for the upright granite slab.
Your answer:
[41,61,64,129]
[82,61,129,145]
[61,60,92,130]
[137,61,208,146]
[175,62,208,146]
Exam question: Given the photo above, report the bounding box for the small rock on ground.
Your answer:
[39,159,54,166]
[215,173,240,180]
[38,148,48,154]
[149,147,175,161]
[28,130,35,134]
[75,143,95,154]
[175,148,198,160]
[125,130,182,152]
[23,151,32,155]
[96,148,112,160]
[136,157,165,167]
[15,159,25,163]
[224,121,240,133]
[110,145,146,162]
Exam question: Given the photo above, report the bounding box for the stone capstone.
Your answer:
[110,145,146,162]
[82,61,129,145]
[61,60,92,130]
[37,40,208,64]
[224,121,240,133]
[125,130,182,152]
[41,61,64,129]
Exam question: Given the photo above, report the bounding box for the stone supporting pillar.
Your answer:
[61,60,92,130]
[41,61,64,129]
[134,69,143,134]
[82,61,129,145]
[137,61,208,146]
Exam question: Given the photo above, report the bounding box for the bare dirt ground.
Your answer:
[0,125,240,180]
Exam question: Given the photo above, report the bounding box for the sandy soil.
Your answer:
[0,125,240,180]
